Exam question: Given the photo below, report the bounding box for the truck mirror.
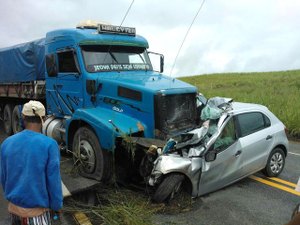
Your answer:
[86,80,96,95]
[148,51,164,73]
[197,93,208,106]
[46,54,58,77]
[160,55,164,73]
[72,50,81,74]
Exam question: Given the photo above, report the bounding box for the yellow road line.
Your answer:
[73,212,93,225]
[249,175,300,197]
[267,177,297,188]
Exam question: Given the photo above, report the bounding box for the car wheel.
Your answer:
[263,147,285,177]
[73,127,112,181]
[152,173,185,203]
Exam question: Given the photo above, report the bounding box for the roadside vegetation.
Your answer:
[180,70,300,139]
[63,186,192,225]
[64,188,155,225]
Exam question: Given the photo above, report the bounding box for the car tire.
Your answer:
[73,127,112,182]
[262,147,285,177]
[152,173,185,203]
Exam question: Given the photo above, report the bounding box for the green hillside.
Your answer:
[180,70,300,139]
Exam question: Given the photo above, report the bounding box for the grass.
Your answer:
[63,187,157,225]
[180,70,300,138]
[63,185,193,225]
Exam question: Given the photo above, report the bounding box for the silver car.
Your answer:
[149,98,289,203]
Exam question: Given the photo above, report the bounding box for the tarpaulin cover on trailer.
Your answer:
[0,38,45,82]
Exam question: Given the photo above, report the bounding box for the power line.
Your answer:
[170,0,206,76]
[102,0,135,64]
[120,0,135,26]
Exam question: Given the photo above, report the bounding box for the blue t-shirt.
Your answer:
[0,130,63,211]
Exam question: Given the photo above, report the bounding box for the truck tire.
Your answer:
[3,104,13,135]
[72,127,112,181]
[12,105,23,134]
[152,173,185,203]
[262,147,285,177]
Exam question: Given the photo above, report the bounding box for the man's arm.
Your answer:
[0,145,6,192]
[46,141,63,211]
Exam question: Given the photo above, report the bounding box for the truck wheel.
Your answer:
[262,147,285,177]
[152,173,185,203]
[12,105,23,134]
[3,104,13,135]
[73,127,112,181]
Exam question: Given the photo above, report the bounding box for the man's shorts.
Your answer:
[10,211,52,225]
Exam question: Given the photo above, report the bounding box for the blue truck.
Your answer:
[0,22,198,183]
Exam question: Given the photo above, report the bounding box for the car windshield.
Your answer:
[81,45,153,73]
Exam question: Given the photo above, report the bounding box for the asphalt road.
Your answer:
[0,123,299,225]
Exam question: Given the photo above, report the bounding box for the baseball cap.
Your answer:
[22,100,45,117]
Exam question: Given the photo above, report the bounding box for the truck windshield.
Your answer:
[81,45,153,73]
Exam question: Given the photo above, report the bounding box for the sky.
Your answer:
[0,0,300,77]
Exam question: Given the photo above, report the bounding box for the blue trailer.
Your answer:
[0,22,198,183]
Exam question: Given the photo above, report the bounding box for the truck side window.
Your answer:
[46,54,58,77]
[57,50,79,73]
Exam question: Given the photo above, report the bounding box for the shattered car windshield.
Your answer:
[161,97,233,155]
[81,45,153,73]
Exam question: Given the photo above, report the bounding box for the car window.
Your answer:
[213,117,237,152]
[264,114,271,127]
[237,112,270,137]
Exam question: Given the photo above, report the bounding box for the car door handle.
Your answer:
[266,135,273,140]
[235,150,242,157]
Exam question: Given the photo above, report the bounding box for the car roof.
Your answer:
[229,102,269,115]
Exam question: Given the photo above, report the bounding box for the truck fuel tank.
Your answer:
[42,116,65,143]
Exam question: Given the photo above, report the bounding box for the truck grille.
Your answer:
[154,92,197,139]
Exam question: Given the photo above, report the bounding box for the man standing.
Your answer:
[0,100,63,224]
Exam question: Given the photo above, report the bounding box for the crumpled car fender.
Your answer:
[150,155,202,197]
[155,155,192,174]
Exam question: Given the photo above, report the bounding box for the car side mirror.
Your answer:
[205,149,217,162]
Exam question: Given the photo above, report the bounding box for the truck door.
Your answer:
[54,48,83,116]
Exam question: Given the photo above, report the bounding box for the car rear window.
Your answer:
[237,112,271,137]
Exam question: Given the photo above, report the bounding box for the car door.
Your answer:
[199,117,244,196]
[236,112,274,175]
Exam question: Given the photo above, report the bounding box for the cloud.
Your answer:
[0,0,299,76]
